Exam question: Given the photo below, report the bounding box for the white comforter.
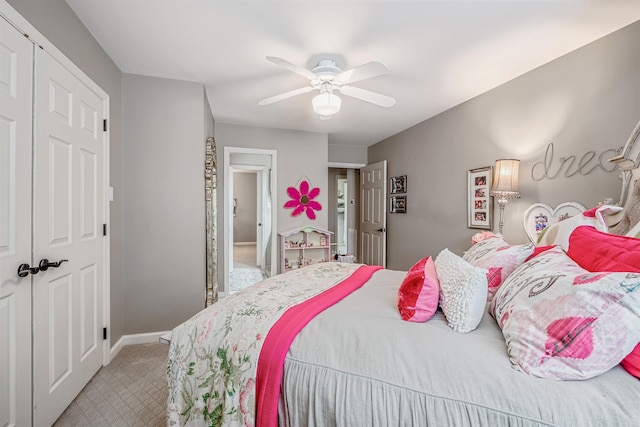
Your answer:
[280,269,640,426]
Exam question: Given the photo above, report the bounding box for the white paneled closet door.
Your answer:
[0,16,34,427]
[32,48,106,427]
[0,10,109,426]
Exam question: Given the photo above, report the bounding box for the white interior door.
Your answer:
[256,169,263,267]
[0,16,34,427]
[32,48,105,427]
[260,167,272,277]
[360,161,387,267]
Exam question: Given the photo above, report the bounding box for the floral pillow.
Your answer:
[397,257,440,322]
[493,247,640,380]
[463,235,534,303]
[435,249,488,333]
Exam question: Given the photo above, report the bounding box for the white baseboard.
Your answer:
[234,241,256,246]
[110,330,171,360]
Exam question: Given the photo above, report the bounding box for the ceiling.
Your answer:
[65,0,640,148]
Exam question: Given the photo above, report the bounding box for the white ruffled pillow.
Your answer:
[435,249,488,333]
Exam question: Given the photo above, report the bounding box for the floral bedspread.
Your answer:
[167,262,362,427]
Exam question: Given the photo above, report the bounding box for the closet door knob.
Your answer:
[38,259,68,272]
[17,263,39,278]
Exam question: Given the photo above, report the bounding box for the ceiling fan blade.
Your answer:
[336,62,388,84]
[340,85,396,107]
[266,56,317,80]
[258,86,313,106]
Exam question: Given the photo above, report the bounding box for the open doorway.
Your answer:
[224,147,277,296]
[328,167,360,260]
[230,169,262,293]
[336,176,348,254]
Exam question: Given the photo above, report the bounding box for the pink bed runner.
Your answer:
[256,264,382,427]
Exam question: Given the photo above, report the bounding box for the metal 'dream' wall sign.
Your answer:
[531,142,622,181]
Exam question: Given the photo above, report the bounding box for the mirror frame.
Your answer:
[205,137,218,305]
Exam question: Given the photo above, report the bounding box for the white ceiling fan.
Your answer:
[259,56,396,119]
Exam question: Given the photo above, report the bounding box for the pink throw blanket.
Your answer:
[256,265,382,427]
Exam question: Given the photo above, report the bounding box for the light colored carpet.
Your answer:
[231,244,266,293]
[230,267,267,292]
[53,343,168,426]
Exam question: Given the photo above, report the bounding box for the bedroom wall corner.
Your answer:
[6,0,126,345]
[122,74,207,334]
[368,20,640,271]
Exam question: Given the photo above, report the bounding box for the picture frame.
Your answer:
[389,175,407,194]
[390,195,407,213]
[522,201,586,242]
[467,166,493,229]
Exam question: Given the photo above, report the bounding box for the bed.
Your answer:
[167,129,640,427]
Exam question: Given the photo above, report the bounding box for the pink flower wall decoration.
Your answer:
[284,180,322,220]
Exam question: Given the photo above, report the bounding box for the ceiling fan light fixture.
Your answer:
[312,92,342,117]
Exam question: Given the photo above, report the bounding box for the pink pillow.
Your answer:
[398,257,440,322]
[566,226,640,378]
[463,236,534,303]
[621,343,640,377]
[568,226,640,272]
[493,247,640,380]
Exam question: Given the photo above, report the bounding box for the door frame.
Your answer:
[224,147,277,296]
[0,2,111,365]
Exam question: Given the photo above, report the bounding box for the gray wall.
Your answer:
[122,74,208,333]
[7,0,126,344]
[215,123,329,288]
[369,20,640,271]
[328,144,367,165]
[233,172,257,243]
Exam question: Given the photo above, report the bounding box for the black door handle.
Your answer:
[17,263,39,278]
[376,228,386,232]
[38,259,68,272]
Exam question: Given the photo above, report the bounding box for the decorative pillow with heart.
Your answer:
[462,235,534,304]
[397,256,440,322]
[493,247,640,380]
[435,249,488,333]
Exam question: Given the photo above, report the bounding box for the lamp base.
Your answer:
[496,198,508,234]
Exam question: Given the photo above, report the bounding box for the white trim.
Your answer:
[109,331,172,360]
[328,162,366,169]
[234,241,256,246]
[224,147,278,296]
[102,97,111,366]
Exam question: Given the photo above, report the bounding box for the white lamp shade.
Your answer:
[312,92,342,116]
[491,159,520,196]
